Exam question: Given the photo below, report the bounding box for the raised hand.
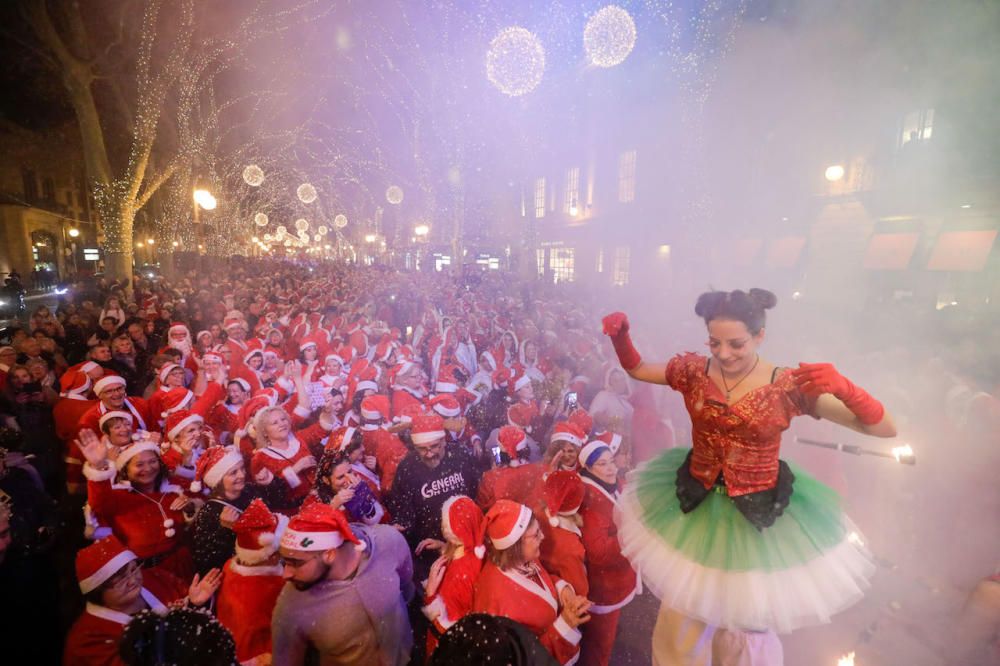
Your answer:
[291,455,316,473]
[219,506,241,529]
[560,592,592,628]
[331,486,355,508]
[424,555,448,598]
[76,429,108,467]
[600,312,642,371]
[415,538,445,556]
[188,568,223,606]
[601,312,630,337]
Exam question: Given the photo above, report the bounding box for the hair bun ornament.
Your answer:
[748,288,778,310]
[694,290,728,318]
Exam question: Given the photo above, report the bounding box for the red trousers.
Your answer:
[579,609,621,666]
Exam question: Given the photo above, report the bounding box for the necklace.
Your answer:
[719,354,760,402]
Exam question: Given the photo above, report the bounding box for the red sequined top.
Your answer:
[665,352,816,496]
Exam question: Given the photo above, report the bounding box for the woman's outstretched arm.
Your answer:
[793,363,897,438]
[602,312,669,386]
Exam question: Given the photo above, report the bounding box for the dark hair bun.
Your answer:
[694,291,728,319]
[748,288,777,310]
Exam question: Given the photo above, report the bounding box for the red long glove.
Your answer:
[792,362,885,425]
[601,312,642,371]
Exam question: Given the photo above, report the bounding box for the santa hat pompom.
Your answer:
[258,532,275,546]
[189,481,202,493]
[548,512,560,528]
[474,544,485,559]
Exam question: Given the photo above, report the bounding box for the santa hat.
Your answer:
[393,404,426,425]
[203,352,225,367]
[234,499,289,565]
[159,387,194,419]
[75,536,138,594]
[491,367,511,389]
[507,403,536,433]
[435,364,462,393]
[228,377,251,393]
[510,373,532,395]
[479,350,497,371]
[238,393,275,431]
[551,422,586,448]
[114,437,162,472]
[59,367,92,397]
[165,409,204,442]
[355,378,379,395]
[168,322,190,336]
[410,414,446,445]
[579,440,611,469]
[567,408,593,436]
[543,471,585,527]
[373,336,394,363]
[280,502,365,552]
[497,425,528,463]
[428,394,461,419]
[336,346,355,365]
[195,330,214,344]
[324,426,358,453]
[190,445,243,493]
[323,353,344,367]
[481,499,533,551]
[158,363,182,384]
[360,395,389,422]
[223,317,246,331]
[98,410,134,431]
[299,334,320,352]
[595,430,623,455]
[441,495,485,559]
[94,375,127,396]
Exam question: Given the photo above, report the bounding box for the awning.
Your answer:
[863,232,920,270]
[927,230,997,271]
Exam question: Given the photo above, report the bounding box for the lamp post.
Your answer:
[66,227,80,277]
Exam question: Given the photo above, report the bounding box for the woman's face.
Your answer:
[28,364,47,381]
[302,346,318,362]
[220,461,246,498]
[524,341,537,361]
[100,561,143,611]
[36,308,49,318]
[329,461,356,492]
[263,410,290,442]
[519,519,544,562]
[324,358,342,375]
[126,451,160,487]
[106,419,132,446]
[112,337,133,355]
[248,355,263,370]
[176,422,203,450]
[10,368,30,387]
[558,441,579,470]
[503,333,515,350]
[268,331,282,345]
[166,367,185,388]
[227,383,249,404]
[589,450,618,485]
[706,318,763,376]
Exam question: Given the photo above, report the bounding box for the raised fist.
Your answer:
[602,312,630,337]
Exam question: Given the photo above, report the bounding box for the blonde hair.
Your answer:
[252,405,289,447]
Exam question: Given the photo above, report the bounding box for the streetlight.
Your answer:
[414,224,429,237]
[364,233,377,243]
[68,228,80,238]
[193,189,217,210]
[824,165,845,182]
[147,238,154,245]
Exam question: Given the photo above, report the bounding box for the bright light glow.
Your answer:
[68,228,80,237]
[364,233,377,243]
[334,214,348,228]
[254,213,269,227]
[837,652,855,666]
[297,183,317,204]
[487,26,546,97]
[242,165,264,187]
[892,444,914,462]
[584,5,637,68]
[569,205,579,216]
[136,242,144,248]
[414,224,430,236]
[847,531,865,548]
[318,225,328,235]
[658,244,671,256]
[960,203,972,209]
[193,189,217,210]
[54,287,69,295]
[295,218,310,233]
[825,165,845,182]
[386,185,404,205]
[172,241,179,247]
[251,236,259,243]
[146,238,154,245]
[792,291,802,300]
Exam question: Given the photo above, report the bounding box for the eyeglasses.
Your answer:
[413,441,444,455]
[280,554,320,569]
[106,561,142,589]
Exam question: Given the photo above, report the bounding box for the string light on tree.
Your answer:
[486,26,546,97]
[334,214,348,228]
[294,218,310,232]
[296,183,318,203]
[318,225,328,235]
[254,213,269,227]
[242,165,265,186]
[386,185,404,205]
[313,233,321,242]
[584,5,637,68]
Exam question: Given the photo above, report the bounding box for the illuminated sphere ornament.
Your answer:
[318,225,328,235]
[263,233,273,241]
[254,212,269,227]
[276,225,287,235]
[284,240,292,247]
[584,6,637,68]
[313,234,321,242]
[334,214,348,228]
[294,218,310,232]
[386,185,404,205]
[242,165,265,187]
[486,26,546,97]
[297,183,318,204]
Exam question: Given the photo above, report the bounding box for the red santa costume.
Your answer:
[205,378,250,446]
[359,395,409,492]
[476,426,545,511]
[248,406,330,508]
[539,471,589,599]
[63,536,187,666]
[422,496,485,656]
[471,500,582,665]
[216,499,288,666]
[54,363,101,493]
[161,322,199,374]
[160,410,210,491]
[77,375,157,437]
[577,441,639,666]
[83,438,194,581]
[389,362,426,418]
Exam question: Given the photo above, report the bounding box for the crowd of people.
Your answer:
[0,259,659,666]
[1,256,997,666]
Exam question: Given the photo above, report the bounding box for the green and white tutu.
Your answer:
[615,447,875,634]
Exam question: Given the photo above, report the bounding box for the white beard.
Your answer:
[169,337,193,359]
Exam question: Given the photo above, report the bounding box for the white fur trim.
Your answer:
[578,441,609,469]
[293,404,312,419]
[280,527,344,551]
[360,405,383,420]
[202,450,244,489]
[513,375,532,393]
[432,402,461,418]
[94,375,126,395]
[99,410,134,431]
[79,549,138,594]
[411,430,445,445]
[160,390,194,418]
[355,380,379,394]
[82,462,117,483]
[115,441,161,470]
[554,615,583,645]
[434,381,457,393]
[235,514,288,565]
[281,467,302,489]
[491,503,533,550]
[167,413,203,441]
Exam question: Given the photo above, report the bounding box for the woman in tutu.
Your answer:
[602,288,897,665]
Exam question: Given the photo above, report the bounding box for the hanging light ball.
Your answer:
[263,233,272,241]
[486,27,546,97]
[275,225,287,236]
[313,233,322,242]
[284,240,292,247]
[334,214,348,228]
[296,183,318,204]
[318,225,328,235]
[386,185,404,205]
[242,165,265,187]
[294,218,310,232]
[254,212,269,227]
[584,5,637,68]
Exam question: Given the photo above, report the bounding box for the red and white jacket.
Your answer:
[216,559,284,665]
[578,476,639,614]
[249,422,329,505]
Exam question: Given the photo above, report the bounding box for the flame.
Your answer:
[891,444,913,462]
[837,652,855,666]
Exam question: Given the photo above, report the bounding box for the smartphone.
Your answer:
[491,445,503,466]
[566,391,578,409]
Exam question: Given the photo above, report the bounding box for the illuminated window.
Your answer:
[899,109,934,148]
[550,248,575,283]
[596,248,604,273]
[536,249,546,278]
[534,178,546,219]
[618,150,636,203]
[612,246,630,286]
[564,167,580,214]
